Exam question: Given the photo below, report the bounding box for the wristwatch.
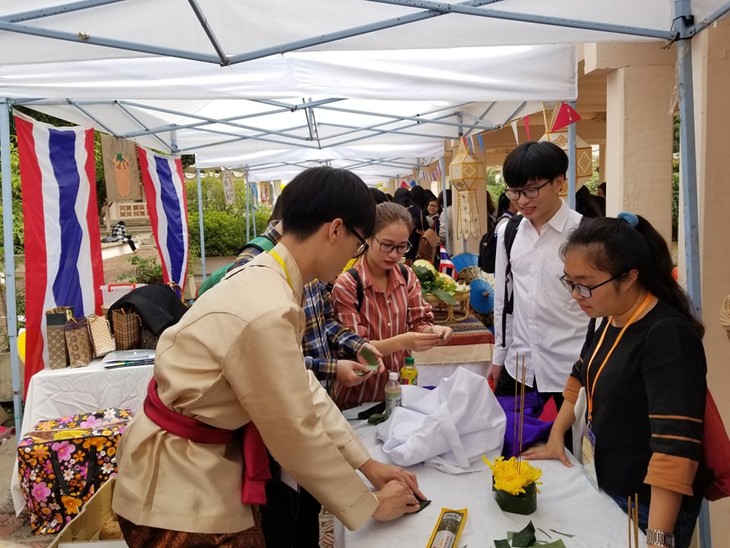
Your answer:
[646,528,675,547]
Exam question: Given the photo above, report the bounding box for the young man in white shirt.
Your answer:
[487,142,589,446]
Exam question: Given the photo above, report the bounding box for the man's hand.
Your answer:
[427,325,453,344]
[372,481,420,521]
[359,459,424,501]
[356,343,385,374]
[335,360,374,387]
[486,363,503,389]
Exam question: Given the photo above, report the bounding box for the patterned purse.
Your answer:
[45,307,73,369]
[110,308,142,350]
[87,314,116,357]
[64,317,93,368]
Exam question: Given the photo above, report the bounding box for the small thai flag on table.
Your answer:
[438,245,455,278]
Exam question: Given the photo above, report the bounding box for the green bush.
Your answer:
[118,255,164,284]
[188,210,269,257]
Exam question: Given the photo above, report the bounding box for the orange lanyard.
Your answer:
[585,293,653,424]
[269,250,293,289]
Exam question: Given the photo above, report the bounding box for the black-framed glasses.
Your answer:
[343,222,369,258]
[505,179,552,200]
[560,273,623,298]
[375,237,412,255]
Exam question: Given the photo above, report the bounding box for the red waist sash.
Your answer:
[143,377,271,505]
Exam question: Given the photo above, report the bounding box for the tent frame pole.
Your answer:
[0,98,23,438]
[196,167,207,280]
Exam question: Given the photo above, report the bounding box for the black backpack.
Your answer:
[479,213,513,274]
[347,263,409,312]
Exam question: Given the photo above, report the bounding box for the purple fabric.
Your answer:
[496,392,554,458]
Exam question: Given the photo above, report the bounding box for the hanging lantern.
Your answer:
[539,131,593,187]
[448,140,485,240]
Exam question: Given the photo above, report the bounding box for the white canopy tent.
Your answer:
[2,44,577,179]
[1,2,728,543]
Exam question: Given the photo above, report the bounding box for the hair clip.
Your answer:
[617,211,639,228]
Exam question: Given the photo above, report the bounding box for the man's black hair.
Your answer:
[279,166,376,239]
[502,141,569,188]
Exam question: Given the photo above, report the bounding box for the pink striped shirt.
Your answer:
[331,259,434,409]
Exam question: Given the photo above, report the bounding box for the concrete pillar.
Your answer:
[690,18,730,544]
[604,64,675,241]
[598,144,607,186]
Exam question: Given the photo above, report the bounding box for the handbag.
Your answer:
[87,314,116,357]
[110,308,142,350]
[417,228,440,262]
[702,390,730,501]
[64,317,93,368]
[45,307,73,369]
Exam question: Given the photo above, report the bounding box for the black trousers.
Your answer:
[495,367,573,453]
[261,464,321,548]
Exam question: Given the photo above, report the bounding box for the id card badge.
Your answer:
[581,423,599,490]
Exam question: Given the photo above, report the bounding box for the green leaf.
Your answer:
[432,288,456,305]
[494,540,510,548]
[539,541,567,548]
[511,521,536,547]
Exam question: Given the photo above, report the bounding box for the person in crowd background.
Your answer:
[488,142,589,450]
[369,187,389,205]
[495,191,518,227]
[110,220,136,252]
[409,185,427,211]
[332,202,453,409]
[575,185,604,218]
[113,167,422,547]
[393,187,427,265]
[524,213,706,548]
[437,189,454,255]
[596,181,607,198]
[425,196,441,232]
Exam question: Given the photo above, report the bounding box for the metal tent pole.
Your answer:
[196,167,206,280]
[0,98,23,437]
[567,103,577,209]
[674,0,708,545]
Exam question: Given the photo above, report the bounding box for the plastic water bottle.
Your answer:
[400,356,418,386]
[384,371,402,417]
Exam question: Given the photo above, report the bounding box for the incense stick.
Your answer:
[513,352,519,462]
[518,357,526,462]
[633,493,639,548]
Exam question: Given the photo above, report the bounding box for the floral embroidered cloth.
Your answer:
[17,408,132,535]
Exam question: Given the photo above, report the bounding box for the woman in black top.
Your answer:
[523,213,706,548]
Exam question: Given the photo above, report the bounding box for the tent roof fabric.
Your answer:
[6,45,577,177]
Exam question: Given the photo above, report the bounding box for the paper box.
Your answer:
[49,478,127,548]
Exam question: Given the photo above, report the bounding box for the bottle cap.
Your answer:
[405,356,415,365]
[389,372,399,381]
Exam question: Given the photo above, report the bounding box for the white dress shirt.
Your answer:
[492,200,589,393]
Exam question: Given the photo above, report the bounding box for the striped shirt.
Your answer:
[331,259,433,409]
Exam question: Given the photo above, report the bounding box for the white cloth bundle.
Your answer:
[376,367,506,474]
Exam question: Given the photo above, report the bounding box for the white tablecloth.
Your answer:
[412,343,493,387]
[336,422,646,548]
[11,361,154,514]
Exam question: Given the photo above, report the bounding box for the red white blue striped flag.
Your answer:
[438,244,455,277]
[15,112,104,390]
[137,147,189,290]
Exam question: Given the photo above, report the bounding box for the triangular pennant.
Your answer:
[477,133,485,152]
[551,102,582,132]
[523,114,531,142]
[510,120,520,145]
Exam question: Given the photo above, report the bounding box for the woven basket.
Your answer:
[425,289,471,323]
[720,294,730,341]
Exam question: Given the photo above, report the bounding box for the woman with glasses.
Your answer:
[523,213,706,548]
[332,202,453,409]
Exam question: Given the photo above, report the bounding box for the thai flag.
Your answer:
[15,113,104,391]
[137,147,189,291]
[438,245,455,278]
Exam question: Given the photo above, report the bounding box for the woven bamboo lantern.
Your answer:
[539,131,593,188]
[448,141,485,239]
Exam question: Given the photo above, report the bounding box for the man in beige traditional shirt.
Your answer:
[113,167,422,546]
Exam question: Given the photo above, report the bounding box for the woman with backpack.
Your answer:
[522,213,706,548]
[332,202,452,409]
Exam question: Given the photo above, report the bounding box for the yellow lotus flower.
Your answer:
[483,455,542,496]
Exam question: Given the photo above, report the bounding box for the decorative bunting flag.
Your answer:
[477,134,485,153]
[510,120,520,145]
[551,102,582,132]
[523,114,531,141]
[15,112,104,392]
[137,147,189,290]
